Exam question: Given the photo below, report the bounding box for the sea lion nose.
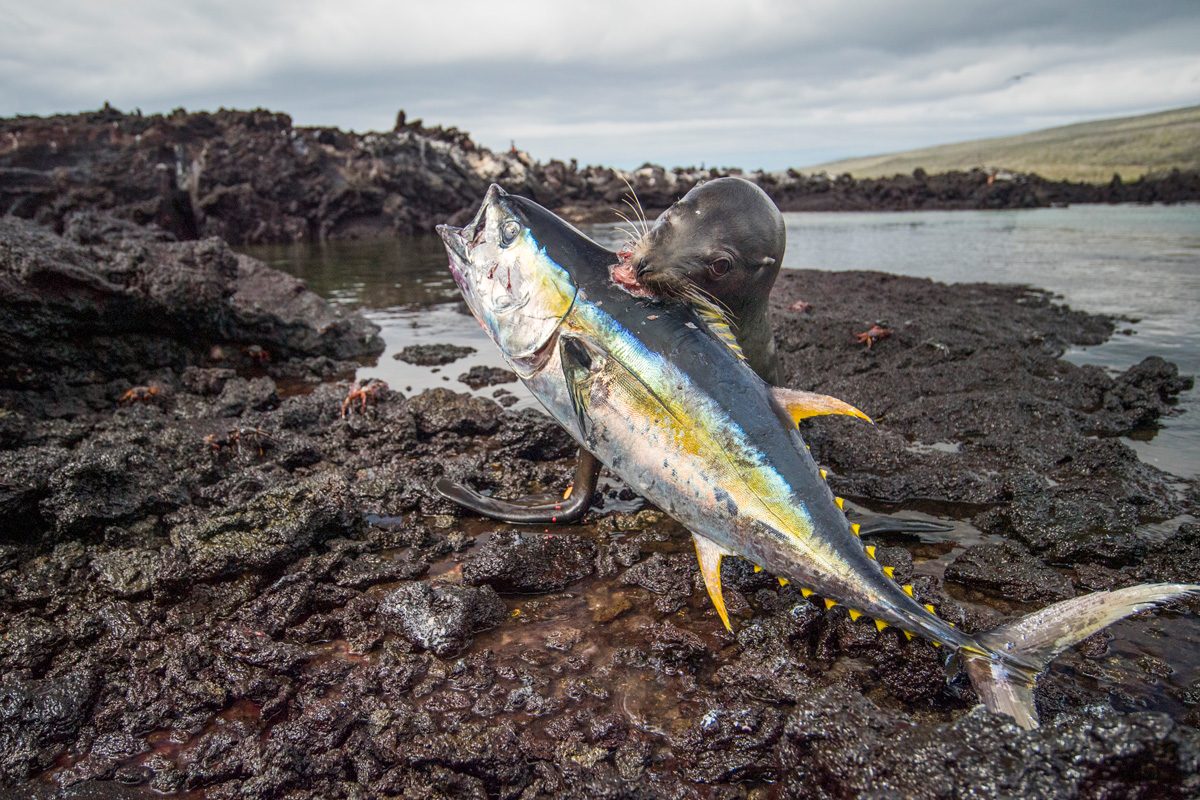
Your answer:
[635,257,650,278]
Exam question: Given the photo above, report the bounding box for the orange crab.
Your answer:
[855,324,892,350]
[118,384,162,405]
[341,378,388,418]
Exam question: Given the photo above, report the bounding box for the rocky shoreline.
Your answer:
[3,106,1198,246]
[1,211,1196,798]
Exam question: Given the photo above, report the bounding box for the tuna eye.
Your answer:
[709,257,732,278]
[499,219,521,247]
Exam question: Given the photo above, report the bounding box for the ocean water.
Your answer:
[243,203,1200,479]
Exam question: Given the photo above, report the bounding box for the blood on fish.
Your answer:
[610,260,654,299]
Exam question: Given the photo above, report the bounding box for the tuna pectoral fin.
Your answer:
[560,336,597,441]
[965,582,1200,729]
[772,388,872,424]
[693,533,737,633]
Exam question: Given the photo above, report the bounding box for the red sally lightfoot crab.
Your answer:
[341,378,389,418]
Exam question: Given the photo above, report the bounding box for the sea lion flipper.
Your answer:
[433,450,600,525]
[772,387,872,424]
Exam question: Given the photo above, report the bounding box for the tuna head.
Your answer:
[437,184,578,376]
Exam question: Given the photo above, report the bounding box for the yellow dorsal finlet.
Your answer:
[874,619,889,632]
[850,522,861,536]
[864,545,876,559]
[924,603,936,613]
[835,497,845,510]
[753,565,763,573]
[819,468,828,479]
[902,584,915,597]
[824,598,838,610]
[882,566,895,579]
[800,587,814,598]
[684,289,745,361]
[778,577,790,587]
[848,609,863,621]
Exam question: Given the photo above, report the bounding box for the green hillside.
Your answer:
[803,105,1200,183]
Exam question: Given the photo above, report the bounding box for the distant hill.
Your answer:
[803,106,1200,183]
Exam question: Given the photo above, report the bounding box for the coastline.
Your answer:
[3,106,1198,246]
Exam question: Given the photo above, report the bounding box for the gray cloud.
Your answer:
[2,0,1197,169]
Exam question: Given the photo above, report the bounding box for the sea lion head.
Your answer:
[626,177,785,321]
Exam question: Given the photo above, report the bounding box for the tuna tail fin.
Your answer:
[962,582,1200,730]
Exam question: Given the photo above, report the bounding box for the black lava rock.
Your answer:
[376,582,506,656]
[461,531,596,593]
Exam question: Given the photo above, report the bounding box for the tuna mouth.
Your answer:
[436,224,469,287]
[436,224,467,260]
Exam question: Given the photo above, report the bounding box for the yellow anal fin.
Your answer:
[692,534,736,632]
[773,387,873,424]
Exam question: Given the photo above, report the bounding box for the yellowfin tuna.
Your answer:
[438,185,1199,729]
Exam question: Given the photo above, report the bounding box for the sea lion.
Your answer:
[436,179,947,537]
[625,177,785,384]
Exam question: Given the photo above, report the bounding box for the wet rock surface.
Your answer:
[2,107,1197,246]
[945,540,1076,603]
[1,218,1197,798]
[458,365,518,389]
[394,343,476,366]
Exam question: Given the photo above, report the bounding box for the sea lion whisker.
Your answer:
[610,209,643,246]
[620,196,649,238]
[611,207,639,231]
[619,175,650,236]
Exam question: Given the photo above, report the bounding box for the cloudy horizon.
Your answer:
[2,1,1198,170]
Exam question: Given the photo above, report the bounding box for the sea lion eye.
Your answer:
[709,257,732,278]
[499,219,521,247]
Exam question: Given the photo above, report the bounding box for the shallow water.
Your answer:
[244,203,1200,478]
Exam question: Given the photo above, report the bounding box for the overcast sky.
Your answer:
[2,1,1198,170]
